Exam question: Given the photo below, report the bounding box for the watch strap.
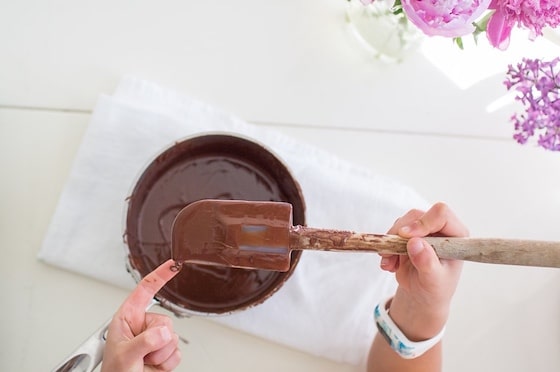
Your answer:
[374,297,445,359]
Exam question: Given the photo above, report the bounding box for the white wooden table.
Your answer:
[2,1,560,371]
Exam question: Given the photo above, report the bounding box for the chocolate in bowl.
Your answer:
[124,134,305,315]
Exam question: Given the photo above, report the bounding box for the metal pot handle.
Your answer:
[51,317,111,372]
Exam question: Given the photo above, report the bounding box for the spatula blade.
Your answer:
[172,199,294,271]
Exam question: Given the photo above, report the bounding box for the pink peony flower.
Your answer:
[487,0,560,50]
[400,0,492,37]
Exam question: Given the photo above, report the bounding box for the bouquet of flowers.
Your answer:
[358,0,560,50]
[356,0,560,151]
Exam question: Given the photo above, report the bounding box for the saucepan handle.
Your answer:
[51,317,111,372]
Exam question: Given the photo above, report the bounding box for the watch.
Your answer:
[374,297,445,359]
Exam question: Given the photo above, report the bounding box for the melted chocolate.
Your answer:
[125,135,305,315]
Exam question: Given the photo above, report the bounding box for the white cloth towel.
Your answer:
[38,76,429,366]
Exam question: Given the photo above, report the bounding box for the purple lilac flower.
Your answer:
[504,58,560,151]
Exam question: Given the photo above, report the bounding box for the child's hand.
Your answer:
[380,203,468,340]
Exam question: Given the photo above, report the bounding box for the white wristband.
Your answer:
[374,297,445,359]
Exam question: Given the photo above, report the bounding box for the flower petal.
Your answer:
[401,0,491,38]
[486,7,513,50]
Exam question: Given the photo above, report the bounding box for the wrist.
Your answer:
[374,297,445,359]
[388,290,449,342]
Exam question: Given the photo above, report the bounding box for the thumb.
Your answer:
[127,326,173,357]
[407,237,440,274]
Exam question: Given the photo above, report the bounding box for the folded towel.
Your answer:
[38,76,429,366]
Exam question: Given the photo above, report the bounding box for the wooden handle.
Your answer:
[289,227,560,268]
[426,236,560,268]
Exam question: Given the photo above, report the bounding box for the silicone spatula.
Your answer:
[171,199,560,271]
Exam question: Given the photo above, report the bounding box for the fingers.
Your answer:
[128,326,181,370]
[398,202,469,238]
[406,237,440,274]
[386,209,424,235]
[380,203,467,273]
[379,238,442,274]
[380,255,399,272]
[154,348,182,371]
[142,313,178,363]
[380,208,427,273]
[129,325,173,356]
[125,259,181,311]
[127,312,182,370]
[144,333,180,365]
[110,259,181,339]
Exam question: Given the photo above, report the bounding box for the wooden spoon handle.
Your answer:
[425,236,560,268]
[289,227,560,268]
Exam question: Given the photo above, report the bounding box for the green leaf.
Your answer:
[391,0,403,14]
[454,37,464,50]
[474,10,493,32]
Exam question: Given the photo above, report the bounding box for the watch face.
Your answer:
[376,321,394,347]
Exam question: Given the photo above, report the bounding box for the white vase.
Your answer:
[345,0,422,62]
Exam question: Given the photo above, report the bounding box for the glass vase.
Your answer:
[345,0,422,63]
